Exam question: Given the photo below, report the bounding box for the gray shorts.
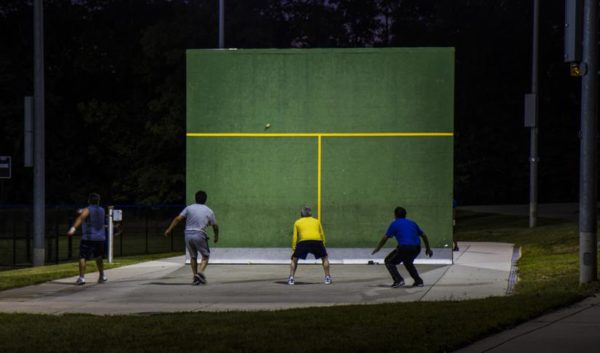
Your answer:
[185,231,210,259]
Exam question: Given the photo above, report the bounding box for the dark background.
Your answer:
[0,0,587,206]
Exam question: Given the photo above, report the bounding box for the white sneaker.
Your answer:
[76,277,86,285]
[98,275,107,284]
[324,276,332,285]
[288,276,295,285]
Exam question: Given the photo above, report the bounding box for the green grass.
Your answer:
[0,211,598,353]
[0,252,181,291]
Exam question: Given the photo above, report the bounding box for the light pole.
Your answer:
[33,0,46,266]
[526,0,540,228]
[219,0,224,48]
[578,0,597,284]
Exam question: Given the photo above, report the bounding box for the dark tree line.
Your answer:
[0,0,585,205]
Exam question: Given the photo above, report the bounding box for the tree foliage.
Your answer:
[0,0,581,205]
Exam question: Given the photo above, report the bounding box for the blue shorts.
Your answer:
[79,240,105,260]
[293,240,328,260]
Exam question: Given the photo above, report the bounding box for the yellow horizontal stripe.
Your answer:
[186,132,453,137]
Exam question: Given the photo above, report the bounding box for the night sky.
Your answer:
[0,1,591,206]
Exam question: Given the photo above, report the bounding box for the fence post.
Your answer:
[46,224,52,264]
[26,221,31,263]
[145,208,149,254]
[67,217,73,259]
[170,224,174,252]
[12,219,17,267]
[120,224,123,256]
[55,222,59,264]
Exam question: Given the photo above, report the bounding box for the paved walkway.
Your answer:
[0,242,515,315]
[454,293,600,353]
[455,203,600,353]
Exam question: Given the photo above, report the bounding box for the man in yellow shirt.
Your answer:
[288,207,331,285]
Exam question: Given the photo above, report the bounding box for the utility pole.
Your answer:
[219,0,225,48]
[526,0,540,228]
[578,0,598,284]
[33,0,46,267]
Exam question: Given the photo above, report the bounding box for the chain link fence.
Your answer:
[0,205,186,270]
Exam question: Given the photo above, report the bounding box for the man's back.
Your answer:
[294,217,324,242]
[386,218,422,246]
[82,205,105,241]
[180,204,216,233]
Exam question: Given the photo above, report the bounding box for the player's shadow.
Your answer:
[145,282,196,286]
[376,284,396,288]
[274,280,318,285]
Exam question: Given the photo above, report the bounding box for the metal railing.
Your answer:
[0,205,185,269]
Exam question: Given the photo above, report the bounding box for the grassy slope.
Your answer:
[0,212,598,353]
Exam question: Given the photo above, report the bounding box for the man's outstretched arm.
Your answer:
[164,215,185,236]
[420,233,433,257]
[372,236,389,255]
[67,208,89,236]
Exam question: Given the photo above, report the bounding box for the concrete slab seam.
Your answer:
[419,262,454,301]
[506,246,521,295]
[452,244,470,262]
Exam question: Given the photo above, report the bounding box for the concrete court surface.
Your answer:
[0,242,515,315]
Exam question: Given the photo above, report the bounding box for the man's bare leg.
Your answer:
[95,257,105,277]
[79,258,86,278]
[321,256,331,277]
[289,257,298,277]
[199,256,209,273]
[190,257,198,275]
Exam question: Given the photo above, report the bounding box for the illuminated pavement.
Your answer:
[0,242,515,315]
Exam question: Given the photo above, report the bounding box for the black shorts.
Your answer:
[79,240,105,260]
[293,240,328,260]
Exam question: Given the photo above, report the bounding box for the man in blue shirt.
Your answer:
[372,206,433,288]
[67,193,107,285]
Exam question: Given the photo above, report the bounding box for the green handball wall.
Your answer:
[186,48,454,250]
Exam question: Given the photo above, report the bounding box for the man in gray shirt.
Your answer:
[165,190,219,285]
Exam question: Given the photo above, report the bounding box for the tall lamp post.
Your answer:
[219,0,224,48]
[526,0,540,228]
[33,0,46,266]
[578,0,598,284]
[565,0,598,284]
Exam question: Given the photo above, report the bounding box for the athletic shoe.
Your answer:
[391,280,405,288]
[192,276,201,286]
[412,282,424,287]
[324,276,332,285]
[98,275,107,284]
[76,277,86,285]
[288,276,295,285]
[196,273,207,284]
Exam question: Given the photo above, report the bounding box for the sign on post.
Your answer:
[107,207,123,263]
[0,156,11,179]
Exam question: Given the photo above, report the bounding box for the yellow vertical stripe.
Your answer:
[317,135,322,221]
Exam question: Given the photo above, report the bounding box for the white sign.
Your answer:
[0,156,11,179]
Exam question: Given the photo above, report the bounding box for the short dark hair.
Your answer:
[301,207,312,217]
[195,191,207,204]
[88,193,101,205]
[394,206,407,218]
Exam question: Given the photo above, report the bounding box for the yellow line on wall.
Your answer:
[186,131,453,223]
[317,135,322,221]
[187,132,453,137]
